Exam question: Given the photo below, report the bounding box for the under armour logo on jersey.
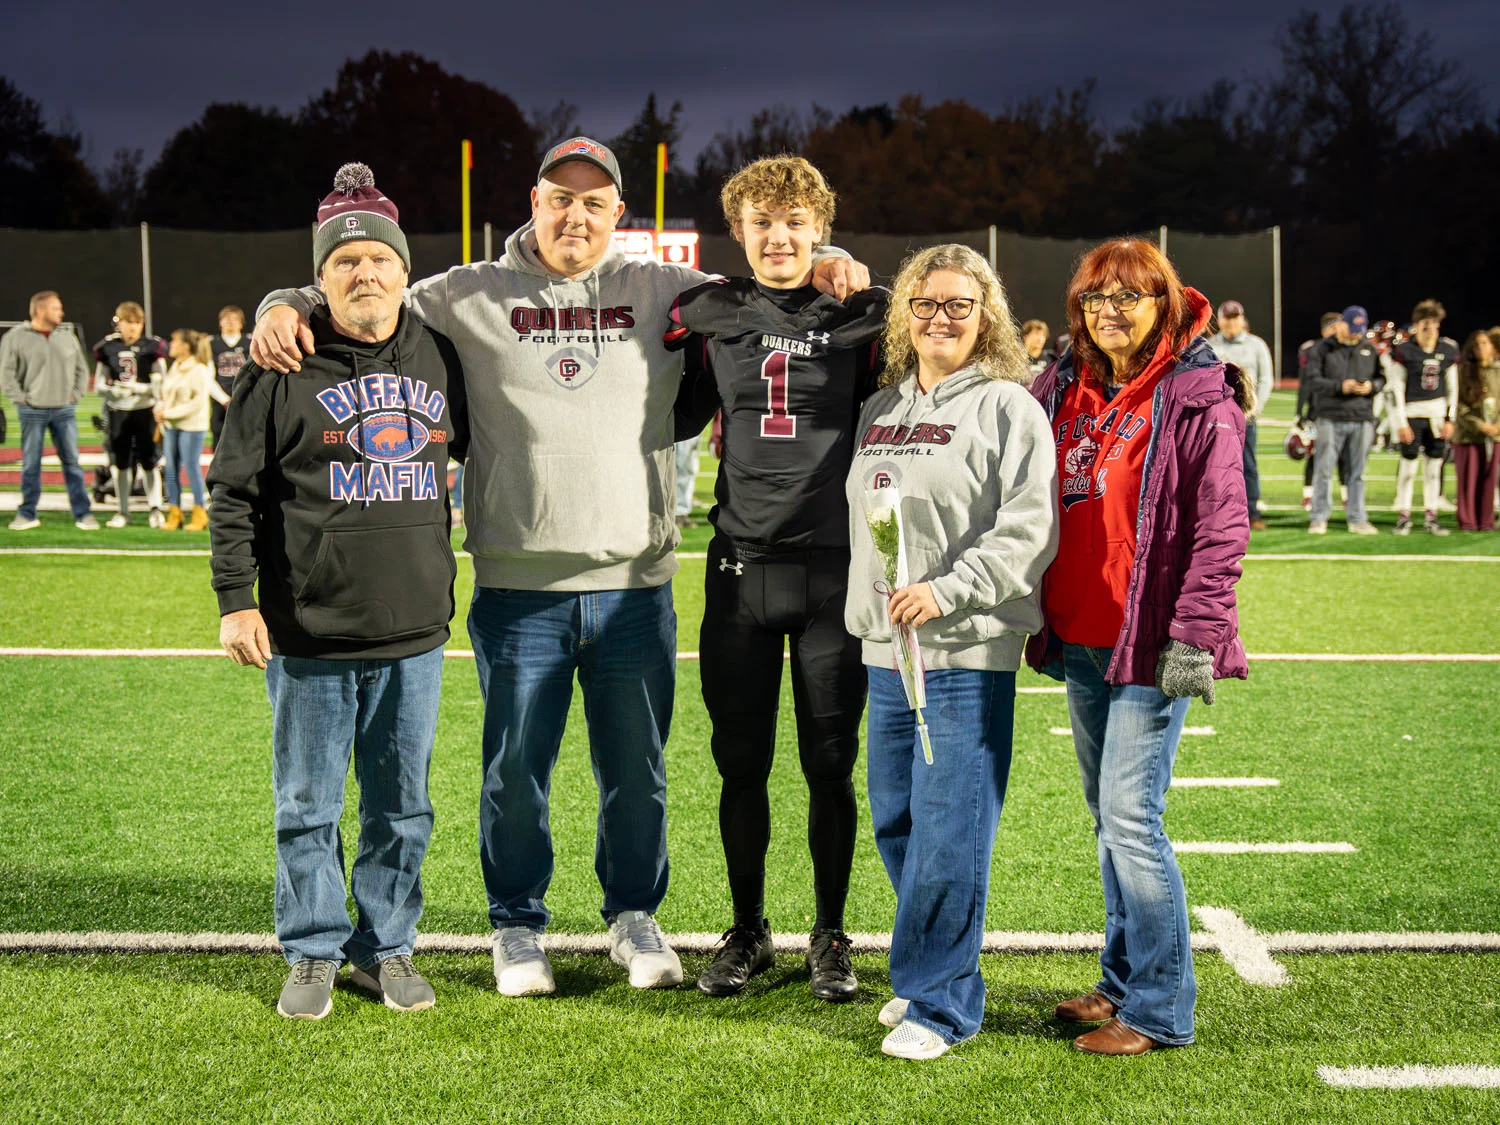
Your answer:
[718,559,744,575]
[806,331,831,344]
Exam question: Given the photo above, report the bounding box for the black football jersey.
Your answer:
[93,332,166,385]
[211,335,250,385]
[1390,337,1459,404]
[667,279,887,551]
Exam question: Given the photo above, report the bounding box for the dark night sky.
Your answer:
[7,0,1498,172]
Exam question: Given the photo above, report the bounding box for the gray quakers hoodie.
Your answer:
[260,221,703,591]
[845,366,1059,672]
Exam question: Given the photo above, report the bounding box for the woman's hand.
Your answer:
[888,583,941,629]
[1155,640,1215,705]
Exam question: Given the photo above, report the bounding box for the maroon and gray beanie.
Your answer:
[313,162,411,276]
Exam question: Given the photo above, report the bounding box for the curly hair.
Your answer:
[880,243,1030,387]
[720,155,835,244]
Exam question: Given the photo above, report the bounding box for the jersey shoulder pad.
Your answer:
[1440,337,1460,355]
[669,276,748,333]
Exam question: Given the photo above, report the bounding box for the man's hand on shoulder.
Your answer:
[250,306,315,374]
[221,608,272,669]
[811,257,871,302]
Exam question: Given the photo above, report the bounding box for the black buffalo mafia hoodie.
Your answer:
[208,306,468,659]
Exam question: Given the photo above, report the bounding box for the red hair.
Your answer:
[1067,239,1193,385]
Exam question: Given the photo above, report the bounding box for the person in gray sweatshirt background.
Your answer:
[845,244,1058,1060]
[250,138,868,1000]
[1207,300,1275,531]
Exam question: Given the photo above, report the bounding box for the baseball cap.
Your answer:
[1217,299,1245,319]
[538,136,623,194]
[1341,305,1369,332]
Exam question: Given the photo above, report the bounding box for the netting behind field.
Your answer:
[0,228,139,349]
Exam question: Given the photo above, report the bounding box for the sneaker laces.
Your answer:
[810,929,852,972]
[497,928,543,962]
[713,921,767,958]
[290,959,333,986]
[382,955,418,979]
[622,914,667,955]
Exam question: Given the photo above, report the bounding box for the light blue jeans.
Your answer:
[1062,644,1195,1045]
[17,404,91,520]
[1311,419,1373,523]
[162,427,205,508]
[468,583,675,930]
[674,437,699,517]
[265,646,444,968]
[866,665,1015,1044]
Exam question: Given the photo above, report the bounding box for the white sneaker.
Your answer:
[1347,521,1378,535]
[878,996,910,1028]
[492,927,556,996]
[148,507,164,529]
[881,1020,950,1060]
[75,515,100,530]
[8,515,40,531]
[608,910,683,989]
[106,514,128,528]
[1307,521,1327,535]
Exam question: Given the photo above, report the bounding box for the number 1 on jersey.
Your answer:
[760,350,797,438]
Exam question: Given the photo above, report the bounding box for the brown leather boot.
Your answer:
[162,505,182,531]
[1054,991,1118,1023]
[186,505,208,532]
[1073,1018,1171,1056]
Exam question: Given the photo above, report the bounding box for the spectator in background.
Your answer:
[1208,300,1275,531]
[1383,299,1459,535]
[1027,238,1248,1057]
[1022,318,1056,378]
[155,329,214,531]
[94,301,167,528]
[1304,306,1383,534]
[0,290,96,530]
[209,306,248,450]
[450,463,464,530]
[1453,330,1500,531]
[1297,312,1346,509]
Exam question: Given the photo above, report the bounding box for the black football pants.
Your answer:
[700,536,866,932]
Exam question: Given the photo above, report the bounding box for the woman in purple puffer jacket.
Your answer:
[1025,237,1250,1056]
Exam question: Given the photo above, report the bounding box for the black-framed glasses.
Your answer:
[909,297,976,320]
[1078,289,1160,314]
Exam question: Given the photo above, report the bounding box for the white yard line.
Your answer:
[1172,777,1280,788]
[1192,907,1288,985]
[1245,553,1500,563]
[1317,1065,1500,1090]
[1176,841,1356,854]
[1249,653,1500,662]
[1266,931,1500,953]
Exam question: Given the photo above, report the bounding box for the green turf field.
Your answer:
[1,389,1498,1123]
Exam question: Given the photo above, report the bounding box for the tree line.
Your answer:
[3,3,1497,339]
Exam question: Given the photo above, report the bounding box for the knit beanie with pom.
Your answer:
[313,162,411,276]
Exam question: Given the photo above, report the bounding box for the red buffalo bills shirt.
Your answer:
[1045,364,1167,647]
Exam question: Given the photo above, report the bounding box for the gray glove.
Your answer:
[1155,640,1215,706]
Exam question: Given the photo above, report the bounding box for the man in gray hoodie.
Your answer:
[250,139,867,998]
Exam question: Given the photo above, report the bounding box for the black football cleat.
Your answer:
[807,928,857,1002]
[697,921,774,996]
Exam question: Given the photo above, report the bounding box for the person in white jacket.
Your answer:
[1207,300,1275,531]
[154,329,222,530]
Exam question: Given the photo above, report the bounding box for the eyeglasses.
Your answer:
[909,298,976,320]
[1078,290,1160,314]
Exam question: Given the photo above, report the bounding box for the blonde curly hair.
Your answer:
[880,244,1030,387]
[720,155,836,244]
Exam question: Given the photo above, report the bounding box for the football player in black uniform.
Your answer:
[1384,300,1459,534]
[93,301,166,527]
[666,157,885,1002]
[208,304,248,450]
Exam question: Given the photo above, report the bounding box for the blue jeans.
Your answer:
[451,463,464,509]
[866,665,1015,1044]
[1311,419,1373,523]
[1242,418,1260,517]
[1062,644,1195,1045]
[162,427,205,508]
[468,583,675,930]
[17,404,91,520]
[674,437,699,517]
[265,646,444,968]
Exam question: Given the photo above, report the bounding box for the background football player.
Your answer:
[93,301,166,527]
[1384,299,1459,534]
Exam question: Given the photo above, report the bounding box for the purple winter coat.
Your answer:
[1024,336,1251,685]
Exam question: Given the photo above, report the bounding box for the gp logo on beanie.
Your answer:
[313,163,412,276]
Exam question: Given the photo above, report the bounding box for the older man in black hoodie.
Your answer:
[208,165,467,1021]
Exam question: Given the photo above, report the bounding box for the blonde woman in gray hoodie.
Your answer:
[846,244,1058,1060]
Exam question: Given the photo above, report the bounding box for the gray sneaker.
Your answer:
[277,958,337,1019]
[8,515,40,531]
[493,926,556,996]
[348,954,435,1012]
[75,514,100,530]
